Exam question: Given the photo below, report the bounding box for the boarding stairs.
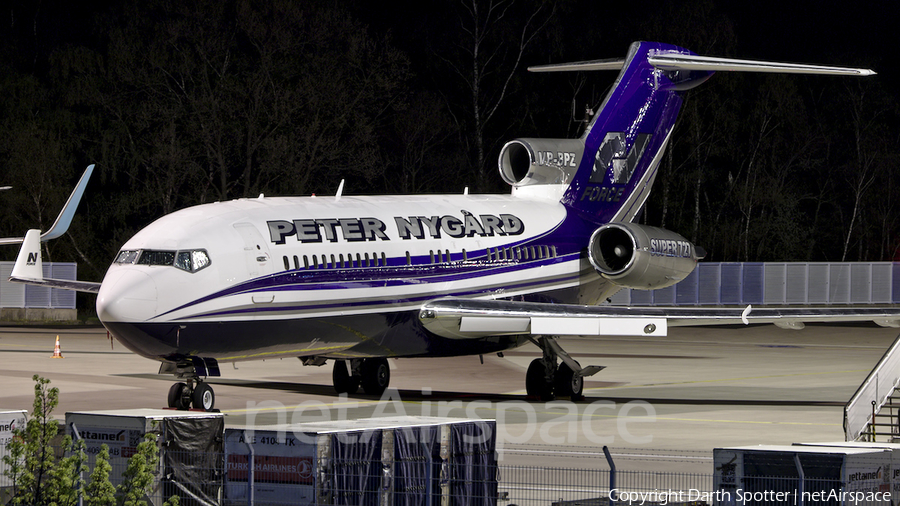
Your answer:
[845,332,900,442]
[860,389,900,442]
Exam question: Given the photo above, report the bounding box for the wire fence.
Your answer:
[5,443,898,505]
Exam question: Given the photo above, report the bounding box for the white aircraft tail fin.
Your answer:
[11,229,44,282]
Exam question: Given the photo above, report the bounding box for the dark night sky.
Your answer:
[1,0,898,267]
[3,0,895,89]
[355,0,897,97]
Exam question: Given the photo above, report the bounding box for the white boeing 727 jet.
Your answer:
[9,42,896,411]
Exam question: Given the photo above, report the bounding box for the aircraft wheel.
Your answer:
[360,358,390,396]
[555,362,584,400]
[525,359,553,401]
[167,382,190,410]
[333,360,360,394]
[192,382,216,411]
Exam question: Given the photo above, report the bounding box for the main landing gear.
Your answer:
[332,358,390,396]
[160,358,219,412]
[525,336,605,401]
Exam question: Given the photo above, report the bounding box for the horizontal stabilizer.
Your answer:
[529,50,875,77]
[647,53,876,76]
[528,58,625,72]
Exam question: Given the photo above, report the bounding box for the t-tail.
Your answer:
[497,41,874,290]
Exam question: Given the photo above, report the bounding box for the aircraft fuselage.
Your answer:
[97,193,611,365]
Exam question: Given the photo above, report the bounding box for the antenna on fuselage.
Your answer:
[335,179,344,202]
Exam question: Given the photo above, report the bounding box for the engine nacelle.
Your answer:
[588,223,703,290]
[498,138,585,186]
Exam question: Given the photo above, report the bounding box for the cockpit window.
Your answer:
[138,250,176,266]
[174,250,211,273]
[192,250,211,271]
[115,250,140,264]
[175,252,191,271]
[114,248,211,273]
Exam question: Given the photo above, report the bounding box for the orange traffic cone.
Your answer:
[51,336,64,358]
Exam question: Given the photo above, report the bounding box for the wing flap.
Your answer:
[420,298,900,340]
[530,316,667,337]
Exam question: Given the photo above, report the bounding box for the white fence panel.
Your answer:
[1,261,78,310]
[872,263,893,304]
[785,263,808,304]
[829,263,852,303]
[764,263,786,304]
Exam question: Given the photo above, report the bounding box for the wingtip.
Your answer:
[741,305,752,325]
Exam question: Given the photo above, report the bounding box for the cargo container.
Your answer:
[225,416,497,505]
[794,442,900,506]
[714,445,892,506]
[66,408,225,506]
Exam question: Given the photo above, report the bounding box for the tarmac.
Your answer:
[1,321,897,471]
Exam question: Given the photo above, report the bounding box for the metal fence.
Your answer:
[7,443,888,506]
[0,261,77,309]
[609,262,900,306]
[0,447,710,506]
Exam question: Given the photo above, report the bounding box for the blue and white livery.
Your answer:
[9,42,888,410]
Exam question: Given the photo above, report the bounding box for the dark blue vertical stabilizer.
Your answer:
[561,42,712,226]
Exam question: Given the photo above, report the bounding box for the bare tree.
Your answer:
[440,0,554,191]
[840,80,885,261]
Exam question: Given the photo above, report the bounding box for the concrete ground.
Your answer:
[1,322,897,473]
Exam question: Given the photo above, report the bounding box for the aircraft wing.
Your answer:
[418,297,900,339]
[0,165,95,245]
[8,229,102,293]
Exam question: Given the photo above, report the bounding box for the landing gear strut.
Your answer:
[525,336,604,401]
[331,358,391,396]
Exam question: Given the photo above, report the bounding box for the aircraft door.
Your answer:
[233,222,274,279]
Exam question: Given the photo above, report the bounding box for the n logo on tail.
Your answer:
[591,133,652,184]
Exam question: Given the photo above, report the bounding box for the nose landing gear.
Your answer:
[167,379,216,411]
[160,358,219,412]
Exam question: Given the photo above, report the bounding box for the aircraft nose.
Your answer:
[96,268,159,322]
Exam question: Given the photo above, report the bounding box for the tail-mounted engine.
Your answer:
[588,223,704,290]
[499,138,585,187]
